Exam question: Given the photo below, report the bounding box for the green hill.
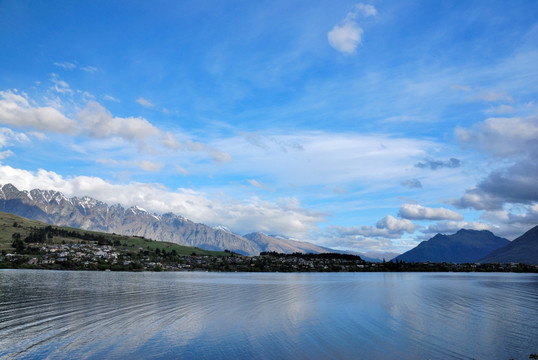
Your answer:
[0,211,229,257]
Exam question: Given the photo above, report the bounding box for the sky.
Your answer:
[0,0,537,257]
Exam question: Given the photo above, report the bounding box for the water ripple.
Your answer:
[0,271,536,360]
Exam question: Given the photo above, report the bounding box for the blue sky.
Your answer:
[1,0,537,256]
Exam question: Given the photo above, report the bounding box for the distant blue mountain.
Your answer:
[479,225,538,265]
[395,229,509,263]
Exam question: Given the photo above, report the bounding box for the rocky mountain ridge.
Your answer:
[479,225,538,265]
[0,183,332,256]
[394,229,510,263]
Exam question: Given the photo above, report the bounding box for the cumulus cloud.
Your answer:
[453,115,538,210]
[136,97,154,108]
[455,116,538,158]
[328,3,376,54]
[482,206,538,226]
[0,90,76,133]
[422,220,494,235]
[452,161,538,210]
[415,157,461,170]
[451,189,503,211]
[479,205,538,239]
[0,164,324,238]
[398,204,463,221]
[326,215,416,246]
[400,178,422,189]
[376,215,416,233]
[323,226,395,252]
[322,214,417,253]
[328,22,363,54]
[77,101,160,142]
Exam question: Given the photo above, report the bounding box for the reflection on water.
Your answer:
[0,271,536,359]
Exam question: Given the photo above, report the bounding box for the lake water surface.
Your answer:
[0,270,536,359]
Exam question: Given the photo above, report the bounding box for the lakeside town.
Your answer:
[2,241,537,273]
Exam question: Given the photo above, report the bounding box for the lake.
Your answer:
[0,270,536,359]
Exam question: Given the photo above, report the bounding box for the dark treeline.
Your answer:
[15,225,115,246]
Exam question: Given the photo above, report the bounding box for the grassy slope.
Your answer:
[0,211,229,256]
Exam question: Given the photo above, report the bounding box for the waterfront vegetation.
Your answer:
[1,212,537,272]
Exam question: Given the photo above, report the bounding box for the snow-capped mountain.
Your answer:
[0,183,333,256]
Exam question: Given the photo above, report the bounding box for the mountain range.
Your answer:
[395,227,538,265]
[479,225,538,265]
[2,183,536,264]
[394,229,510,263]
[0,183,333,256]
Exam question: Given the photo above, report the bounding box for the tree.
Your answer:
[11,238,25,253]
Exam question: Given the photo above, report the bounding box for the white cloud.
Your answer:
[210,149,232,163]
[0,149,14,159]
[136,97,154,108]
[453,115,538,210]
[135,160,164,172]
[77,101,160,141]
[455,116,538,158]
[104,94,120,102]
[321,226,395,252]
[175,165,189,175]
[326,214,416,248]
[162,132,184,150]
[376,215,416,233]
[450,189,503,211]
[485,104,515,115]
[186,140,206,152]
[0,164,324,238]
[247,179,265,189]
[0,90,76,133]
[328,22,364,54]
[469,90,514,103]
[80,66,98,73]
[450,84,472,92]
[352,3,377,17]
[328,3,376,54]
[423,221,495,235]
[398,204,463,221]
[50,74,73,94]
[53,61,76,70]
[220,132,434,188]
[0,127,30,147]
